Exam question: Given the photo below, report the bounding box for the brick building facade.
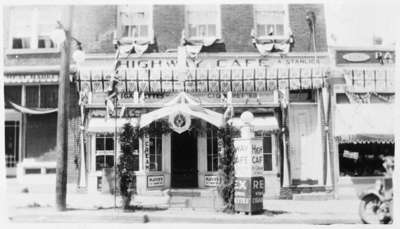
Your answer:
[4,4,332,199]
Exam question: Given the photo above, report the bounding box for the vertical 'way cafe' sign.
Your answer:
[233,138,264,213]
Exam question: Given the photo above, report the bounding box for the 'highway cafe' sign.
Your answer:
[115,54,328,69]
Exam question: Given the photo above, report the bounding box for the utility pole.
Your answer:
[55,6,72,211]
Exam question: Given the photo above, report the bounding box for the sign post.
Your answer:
[234,111,265,214]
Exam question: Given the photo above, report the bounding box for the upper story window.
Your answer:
[25,85,58,108]
[254,4,289,39]
[9,6,61,50]
[185,5,221,40]
[119,5,153,42]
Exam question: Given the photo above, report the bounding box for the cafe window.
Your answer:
[255,132,273,171]
[254,4,288,38]
[149,123,162,171]
[95,133,115,171]
[4,86,22,108]
[207,124,219,172]
[9,6,61,50]
[119,5,153,41]
[25,85,58,108]
[339,143,394,177]
[186,5,221,39]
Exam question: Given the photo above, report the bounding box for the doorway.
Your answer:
[171,131,198,188]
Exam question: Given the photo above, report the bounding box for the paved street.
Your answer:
[4,179,363,224]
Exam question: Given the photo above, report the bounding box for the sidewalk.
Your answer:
[5,179,362,224]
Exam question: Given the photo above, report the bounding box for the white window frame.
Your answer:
[253,4,290,40]
[255,132,277,173]
[8,6,61,51]
[185,5,222,40]
[118,5,154,42]
[95,133,115,171]
[206,125,219,172]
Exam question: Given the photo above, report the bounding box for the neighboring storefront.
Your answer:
[76,51,331,198]
[331,47,395,198]
[4,69,59,177]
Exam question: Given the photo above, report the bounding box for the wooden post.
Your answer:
[55,6,72,211]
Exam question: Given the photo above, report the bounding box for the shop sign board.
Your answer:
[205,175,220,187]
[4,73,59,83]
[147,175,164,188]
[234,138,264,177]
[234,177,265,213]
[336,50,395,65]
[233,138,264,213]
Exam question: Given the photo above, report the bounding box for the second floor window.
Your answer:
[9,6,61,50]
[254,4,288,38]
[119,5,153,41]
[186,5,220,40]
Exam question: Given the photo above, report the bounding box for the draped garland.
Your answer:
[217,124,240,213]
[345,91,394,104]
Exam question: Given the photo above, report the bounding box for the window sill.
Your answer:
[6,48,60,55]
[255,35,289,42]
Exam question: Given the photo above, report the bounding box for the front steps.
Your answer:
[280,186,335,200]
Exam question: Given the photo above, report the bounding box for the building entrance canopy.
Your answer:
[140,92,224,128]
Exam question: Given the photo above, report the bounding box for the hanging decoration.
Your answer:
[180,30,218,59]
[345,91,371,104]
[370,92,394,103]
[223,91,234,120]
[250,29,294,55]
[306,11,317,52]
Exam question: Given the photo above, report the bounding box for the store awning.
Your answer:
[228,116,279,131]
[9,101,57,115]
[335,104,394,144]
[87,118,138,133]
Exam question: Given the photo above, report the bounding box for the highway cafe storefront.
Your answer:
[75,51,331,198]
[331,47,395,197]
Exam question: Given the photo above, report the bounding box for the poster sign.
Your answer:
[147,175,164,188]
[234,138,264,177]
[205,175,220,187]
[143,134,150,171]
[234,177,265,213]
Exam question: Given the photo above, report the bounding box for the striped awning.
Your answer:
[334,104,394,144]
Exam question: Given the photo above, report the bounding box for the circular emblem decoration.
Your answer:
[174,113,186,128]
[169,112,191,134]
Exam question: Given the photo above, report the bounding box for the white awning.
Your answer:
[87,118,139,133]
[228,116,279,131]
[334,104,394,143]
